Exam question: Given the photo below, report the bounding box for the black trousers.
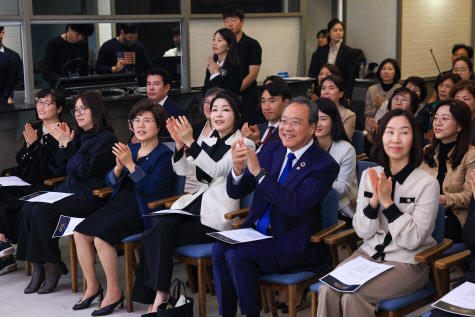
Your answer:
[132,214,216,304]
[15,196,100,263]
[0,187,29,243]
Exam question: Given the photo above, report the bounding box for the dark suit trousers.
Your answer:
[132,215,216,304]
[213,239,287,315]
[15,197,100,263]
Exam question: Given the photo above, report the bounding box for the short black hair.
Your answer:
[452,56,474,74]
[263,75,287,86]
[119,23,139,35]
[371,109,423,169]
[37,88,65,110]
[147,67,171,87]
[387,87,420,114]
[222,5,244,20]
[129,98,167,138]
[0,26,4,32]
[171,26,180,36]
[452,44,474,59]
[67,24,94,37]
[261,83,291,102]
[327,18,344,33]
[284,96,319,126]
[316,29,327,39]
[403,76,427,103]
[376,58,401,84]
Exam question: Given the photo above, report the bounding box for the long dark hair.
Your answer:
[213,28,239,68]
[315,98,349,143]
[387,87,419,114]
[73,92,114,135]
[210,90,241,134]
[321,74,348,108]
[423,99,471,169]
[371,109,423,169]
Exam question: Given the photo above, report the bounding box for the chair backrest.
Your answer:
[351,130,364,155]
[172,174,186,196]
[357,160,378,185]
[432,204,446,244]
[423,137,432,146]
[240,192,254,209]
[320,188,338,230]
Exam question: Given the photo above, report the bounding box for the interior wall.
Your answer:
[305,0,333,74]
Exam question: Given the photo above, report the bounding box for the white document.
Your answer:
[320,256,394,292]
[207,228,272,244]
[432,282,475,316]
[19,191,74,203]
[52,215,85,238]
[0,176,31,187]
[144,209,199,216]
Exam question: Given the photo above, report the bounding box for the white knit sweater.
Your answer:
[353,166,440,264]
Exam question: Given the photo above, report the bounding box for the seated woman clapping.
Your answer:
[15,91,117,295]
[318,109,440,317]
[72,99,174,315]
[131,90,255,315]
[0,88,64,275]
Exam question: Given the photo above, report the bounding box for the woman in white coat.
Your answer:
[131,90,255,315]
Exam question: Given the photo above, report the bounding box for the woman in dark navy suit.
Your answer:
[15,92,117,295]
[0,88,63,275]
[72,99,174,316]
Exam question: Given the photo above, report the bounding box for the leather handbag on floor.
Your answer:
[156,278,194,317]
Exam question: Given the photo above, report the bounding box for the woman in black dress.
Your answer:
[0,88,63,275]
[71,99,174,316]
[15,92,117,295]
[202,28,242,95]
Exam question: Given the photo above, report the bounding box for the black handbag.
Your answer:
[156,278,194,317]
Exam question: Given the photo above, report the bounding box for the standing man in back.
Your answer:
[223,6,263,125]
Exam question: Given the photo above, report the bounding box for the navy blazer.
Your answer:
[50,130,117,201]
[307,43,356,98]
[106,142,174,228]
[257,122,281,148]
[226,140,339,271]
[163,97,185,119]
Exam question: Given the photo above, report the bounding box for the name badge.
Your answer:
[399,197,415,204]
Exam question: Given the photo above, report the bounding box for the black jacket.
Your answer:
[203,63,242,95]
[307,43,356,98]
[4,46,24,97]
[2,122,59,184]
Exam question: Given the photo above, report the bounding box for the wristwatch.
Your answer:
[255,141,263,149]
[256,168,268,182]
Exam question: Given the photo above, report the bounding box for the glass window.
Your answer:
[0,24,24,103]
[191,0,300,14]
[32,22,182,90]
[0,0,19,16]
[32,0,180,15]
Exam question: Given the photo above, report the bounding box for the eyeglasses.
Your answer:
[280,119,308,127]
[130,118,156,125]
[431,116,456,125]
[392,96,410,104]
[453,67,469,72]
[70,107,90,116]
[36,100,55,108]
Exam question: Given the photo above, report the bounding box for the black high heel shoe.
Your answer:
[72,284,104,310]
[91,292,124,316]
[281,287,310,313]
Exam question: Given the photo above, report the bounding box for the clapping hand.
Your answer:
[377,172,393,209]
[241,123,261,143]
[207,57,220,75]
[367,168,380,208]
[374,95,384,109]
[173,116,194,147]
[49,122,74,147]
[231,138,247,176]
[112,143,133,169]
[23,124,38,148]
[166,117,184,150]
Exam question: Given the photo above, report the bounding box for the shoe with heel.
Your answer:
[91,291,124,316]
[72,284,104,310]
[281,287,310,313]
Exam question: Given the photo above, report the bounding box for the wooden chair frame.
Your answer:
[433,249,471,297]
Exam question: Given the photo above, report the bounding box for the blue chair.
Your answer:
[310,205,453,317]
[351,130,364,155]
[357,160,377,185]
[173,192,255,317]
[255,189,346,317]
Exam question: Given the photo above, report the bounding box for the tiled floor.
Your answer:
[0,239,436,317]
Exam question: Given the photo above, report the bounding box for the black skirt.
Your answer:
[75,176,144,245]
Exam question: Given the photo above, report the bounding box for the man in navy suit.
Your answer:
[212,96,339,317]
[241,83,290,152]
[146,67,184,118]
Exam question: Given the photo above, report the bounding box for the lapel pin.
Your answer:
[300,162,306,167]
[296,167,301,170]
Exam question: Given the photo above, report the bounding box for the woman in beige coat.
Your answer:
[420,99,475,243]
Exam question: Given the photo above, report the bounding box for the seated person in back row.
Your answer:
[241,83,290,151]
[213,97,339,317]
[96,23,152,85]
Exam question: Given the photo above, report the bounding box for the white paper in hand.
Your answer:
[19,191,74,204]
[432,282,475,316]
[207,228,272,244]
[52,215,85,238]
